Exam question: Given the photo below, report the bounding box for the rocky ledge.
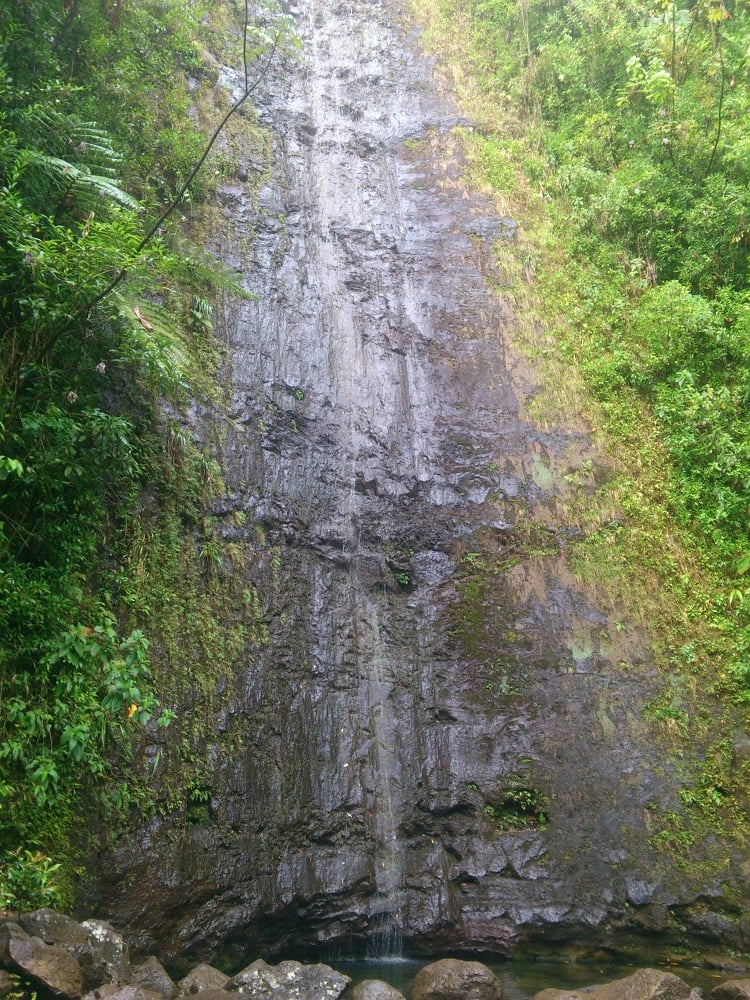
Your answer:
[3,910,750,1000]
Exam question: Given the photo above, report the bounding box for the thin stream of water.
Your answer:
[363,603,405,959]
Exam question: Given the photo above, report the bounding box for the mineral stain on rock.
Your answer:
[91,0,747,970]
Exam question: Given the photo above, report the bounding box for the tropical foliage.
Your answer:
[473,0,749,549]
[0,0,254,905]
[425,0,750,679]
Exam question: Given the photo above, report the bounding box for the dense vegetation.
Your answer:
[412,0,750,847]
[2,0,749,910]
[0,0,268,908]
[494,0,750,565]
[417,0,750,659]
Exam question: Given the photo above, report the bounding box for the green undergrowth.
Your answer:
[412,0,750,856]
[108,426,269,836]
[0,0,290,907]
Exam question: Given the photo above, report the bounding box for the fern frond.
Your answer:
[12,106,125,178]
[111,291,191,395]
[164,232,256,299]
[18,150,140,212]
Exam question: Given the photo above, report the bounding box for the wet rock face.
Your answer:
[91,0,746,969]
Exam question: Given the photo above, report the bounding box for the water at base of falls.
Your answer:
[364,907,404,961]
[333,958,727,999]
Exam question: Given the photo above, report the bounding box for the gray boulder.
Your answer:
[19,909,90,949]
[17,910,128,992]
[131,957,177,999]
[534,969,697,1000]
[81,986,122,1000]
[410,959,502,1000]
[228,958,350,998]
[81,919,132,987]
[0,921,83,998]
[178,963,230,995]
[89,989,162,1000]
[182,993,232,1000]
[711,982,750,1000]
[346,980,406,999]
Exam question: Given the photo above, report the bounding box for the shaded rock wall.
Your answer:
[90,0,747,970]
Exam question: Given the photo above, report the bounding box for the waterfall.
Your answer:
[362,599,405,958]
[94,0,698,965]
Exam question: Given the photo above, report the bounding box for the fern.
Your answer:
[12,149,138,213]
[4,104,137,214]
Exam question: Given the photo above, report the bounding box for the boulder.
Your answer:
[534,993,582,1000]
[131,957,178,999]
[711,982,750,1000]
[533,969,697,1000]
[228,958,350,998]
[346,980,406,999]
[19,910,89,949]
[16,910,128,992]
[182,993,232,1000]
[410,959,502,1000]
[89,989,162,1000]
[0,921,83,998]
[178,964,230,995]
[81,986,122,1000]
[81,919,131,987]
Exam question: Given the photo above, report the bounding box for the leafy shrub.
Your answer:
[0,849,62,912]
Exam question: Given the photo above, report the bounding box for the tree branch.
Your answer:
[76,0,279,326]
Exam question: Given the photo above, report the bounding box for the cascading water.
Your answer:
[361,598,405,958]
[92,0,747,967]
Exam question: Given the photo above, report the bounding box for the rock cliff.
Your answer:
[88,0,749,969]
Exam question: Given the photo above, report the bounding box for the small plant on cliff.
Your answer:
[0,849,62,912]
[484,787,549,831]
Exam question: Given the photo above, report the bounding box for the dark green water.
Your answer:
[333,957,731,998]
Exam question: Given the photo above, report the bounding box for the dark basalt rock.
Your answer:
[79,920,131,989]
[16,911,129,994]
[181,992,232,1000]
[711,983,750,1000]
[18,910,89,950]
[130,958,177,1000]
[91,989,162,1000]
[228,958,349,998]
[227,959,351,1000]
[177,964,229,995]
[0,969,15,999]
[534,969,699,1000]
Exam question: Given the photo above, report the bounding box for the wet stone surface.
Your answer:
[92,0,746,970]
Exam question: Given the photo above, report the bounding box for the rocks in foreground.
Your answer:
[0,921,83,998]
[227,958,350,998]
[0,913,354,1000]
[709,984,750,1000]
[2,909,750,1000]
